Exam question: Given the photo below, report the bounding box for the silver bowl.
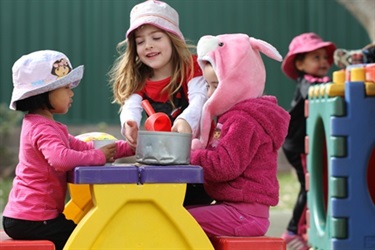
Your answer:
[136,131,192,165]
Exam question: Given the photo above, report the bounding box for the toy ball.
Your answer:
[75,132,117,142]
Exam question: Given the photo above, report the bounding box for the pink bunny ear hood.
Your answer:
[195,33,282,149]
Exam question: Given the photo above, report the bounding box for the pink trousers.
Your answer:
[187,201,270,237]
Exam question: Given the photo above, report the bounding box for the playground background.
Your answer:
[0,0,370,124]
[0,0,372,237]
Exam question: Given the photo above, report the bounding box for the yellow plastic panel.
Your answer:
[64,184,93,224]
[350,67,365,82]
[64,183,214,250]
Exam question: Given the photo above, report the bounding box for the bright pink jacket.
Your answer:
[3,114,133,221]
[190,97,290,206]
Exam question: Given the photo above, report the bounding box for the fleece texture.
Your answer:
[190,33,290,206]
[190,97,290,205]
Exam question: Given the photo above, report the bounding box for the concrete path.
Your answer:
[267,210,291,237]
[1,210,291,236]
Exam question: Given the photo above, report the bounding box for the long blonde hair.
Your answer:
[109,29,195,110]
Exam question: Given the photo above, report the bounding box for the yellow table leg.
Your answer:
[64,183,214,250]
[63,184,93,224]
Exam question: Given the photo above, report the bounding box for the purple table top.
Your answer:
[68,165,204,184]
[139,165,204,184]
[68,166,139,184]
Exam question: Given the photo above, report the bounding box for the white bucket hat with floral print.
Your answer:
[10,50,84,110]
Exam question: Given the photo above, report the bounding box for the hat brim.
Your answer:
[126,16,184,41]
[282,42,336,80]
[10,65,84,110]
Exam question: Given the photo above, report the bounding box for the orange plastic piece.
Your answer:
[365,63,375,83]
[0,230,55,250]
[210,236,286,250]
[305,136,309,155]
[306,172,310,192]
[142,99,171,131]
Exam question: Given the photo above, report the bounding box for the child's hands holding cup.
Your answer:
[94,140,117,163]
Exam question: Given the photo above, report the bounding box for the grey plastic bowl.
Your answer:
[136,131,192,165]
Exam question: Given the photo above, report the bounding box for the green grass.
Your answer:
[0,171,298,213]
[0,177,13,213]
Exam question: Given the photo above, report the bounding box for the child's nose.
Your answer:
[145,39,153,49]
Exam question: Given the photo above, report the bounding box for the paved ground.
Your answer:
[267,210,291,237]
[1,210,291,236]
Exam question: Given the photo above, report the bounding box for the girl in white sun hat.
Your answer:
[109,0,211,205]
[3,50,134,250]
[109,0,206,145]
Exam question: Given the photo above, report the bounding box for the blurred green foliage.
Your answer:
[0,103,22,173]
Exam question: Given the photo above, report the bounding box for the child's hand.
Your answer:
[99,143,116,163]
[172,118,192,134]
[124,120,138,148]
[191,138,204,150]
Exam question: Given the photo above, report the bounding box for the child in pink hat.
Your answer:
[3,50,134,250]
[281,32,336,250]
[109,0,211,205]
[188,33,290,237]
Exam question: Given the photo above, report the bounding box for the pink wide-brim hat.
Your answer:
[126,0,184,41]
[282,32,336,80]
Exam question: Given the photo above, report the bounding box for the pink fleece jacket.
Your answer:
[190,96,289,206]
[3,114,134,221]
[191,34,290,206]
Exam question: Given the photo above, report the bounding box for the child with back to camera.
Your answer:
[2,50,134,250]
[281,32,336,250]
[187,33,290,237]
[109,0,212,205]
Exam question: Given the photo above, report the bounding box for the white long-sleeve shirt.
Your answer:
[120,75,207,138]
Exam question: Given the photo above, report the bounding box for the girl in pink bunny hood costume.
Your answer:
[188,34,290,237]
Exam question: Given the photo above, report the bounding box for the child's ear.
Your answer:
[295,59,305,72]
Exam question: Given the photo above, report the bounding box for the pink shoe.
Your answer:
[281,231,310,250]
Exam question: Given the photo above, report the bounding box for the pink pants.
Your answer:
[187,202,270,237]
